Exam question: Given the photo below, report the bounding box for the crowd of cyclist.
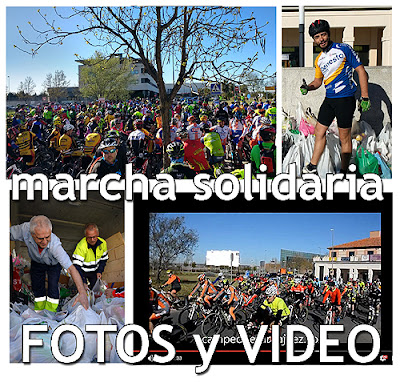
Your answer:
[149,270,382,336]
[6,96,277,179]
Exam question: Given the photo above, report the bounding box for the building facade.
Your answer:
[313,231,381,282]
[282,6,392,68]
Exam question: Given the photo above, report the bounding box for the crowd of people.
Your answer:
[6,96,277,179]
[149,270,382,337]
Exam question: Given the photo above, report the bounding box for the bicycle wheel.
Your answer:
[298,306,308,323]
[178,305,200,325]
[234,309,248,326]
[201,313,223,337]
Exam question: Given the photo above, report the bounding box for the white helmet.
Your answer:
[265,285,278,297]
[64,122,74,131]
[218,272,224,277]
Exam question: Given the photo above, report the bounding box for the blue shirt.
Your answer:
[10,222,73,270]
[314,42,362,98]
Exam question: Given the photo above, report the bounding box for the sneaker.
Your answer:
[302,163,318,175]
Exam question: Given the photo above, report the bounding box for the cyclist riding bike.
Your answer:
[254,285,290,330]
[214,279,239,323]
[149,278,171,334]
[322,281,342,320]
[161,270,182,301]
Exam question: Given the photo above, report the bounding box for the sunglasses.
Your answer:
[102,148,117,154]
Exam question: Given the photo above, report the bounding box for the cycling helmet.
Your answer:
[149,278,152,285]
[259,125,276,141]
[166,141,185,159]
[260,117,270,126]
[199,122,210,133]
[222,279,230,286]
[106,130,120,139]
[265,285,277,297]
[176,127,188,140]
[135,119,144,129]
[171,118,178,126]
[166,269,172,274]
[218,272,224,277]
[198,273,206,282]
[63,123,74,132]
[199,114,208,121]
[99,138,118,150]
[309,19,330,38]
[114,113,121,118]
[187,115,196,123]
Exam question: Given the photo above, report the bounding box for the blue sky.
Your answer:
[6,6,276,93]
[163,213,381,265]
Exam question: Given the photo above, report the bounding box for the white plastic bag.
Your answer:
[317,146,335,178]
[283,144,303,177]
[59,306,102,363]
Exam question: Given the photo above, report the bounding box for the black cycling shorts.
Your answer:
[317,96,356,128]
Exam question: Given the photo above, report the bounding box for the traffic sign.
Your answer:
[210,83,222,95]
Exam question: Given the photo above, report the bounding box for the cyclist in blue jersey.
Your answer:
[301,19,370,175]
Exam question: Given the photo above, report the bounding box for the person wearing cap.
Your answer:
[10,215,89,312]
[87,137,125,178]
[301,19,370,175]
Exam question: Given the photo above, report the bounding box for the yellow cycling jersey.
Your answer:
[48,129,61,151]
[16,131,36,156]
[84,133,101,157]
[261,297,290,318]
[59,134,76,155]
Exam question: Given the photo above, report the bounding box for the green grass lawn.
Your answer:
[150,271,204,298]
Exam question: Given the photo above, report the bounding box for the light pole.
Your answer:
[330,228,334,279]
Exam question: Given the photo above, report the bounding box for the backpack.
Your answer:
[259,142,276,176]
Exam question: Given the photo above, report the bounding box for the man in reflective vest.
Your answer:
[72,223,109,290]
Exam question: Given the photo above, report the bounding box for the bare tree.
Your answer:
[42,70,70,102]
[149,213,199,281]
[17,6,270,166]
[17,76,36,96]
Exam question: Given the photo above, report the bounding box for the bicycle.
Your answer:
[324,303,340,325]
[178,299,210,327]
[288,298,308,324]
[367,298,380,325]
[201,303,245,337]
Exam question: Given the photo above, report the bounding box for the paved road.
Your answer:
[166,300,381,346]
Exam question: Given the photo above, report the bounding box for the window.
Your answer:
[331,251,337,257]
[141,78,150,84]
[367,250,374,255]
[141,68,148,74]
[349,251,355,257]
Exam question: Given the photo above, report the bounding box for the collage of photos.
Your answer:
[4,3,394,379]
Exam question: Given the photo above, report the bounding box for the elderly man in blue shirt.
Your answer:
[11,215,89,312]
